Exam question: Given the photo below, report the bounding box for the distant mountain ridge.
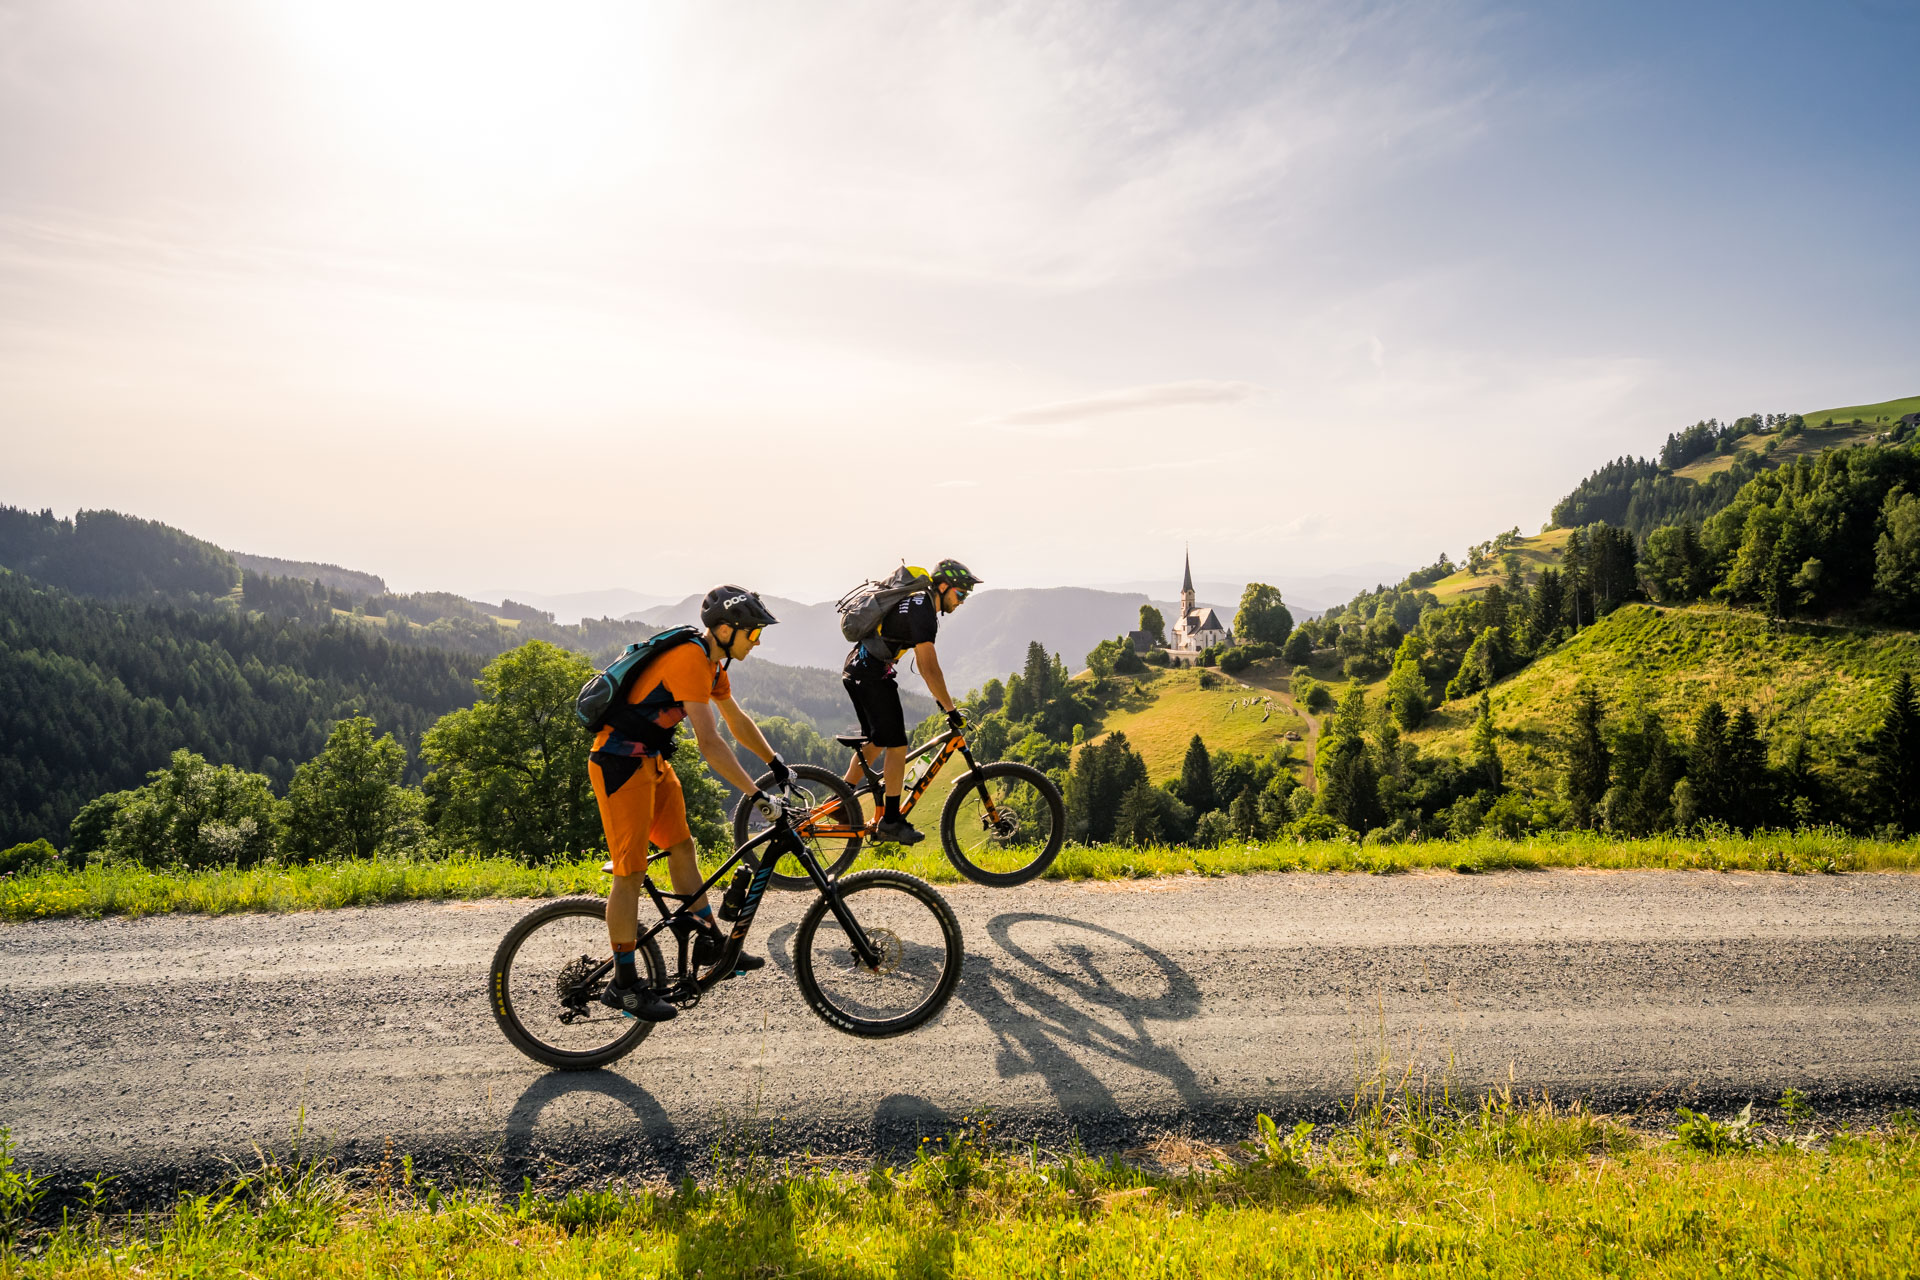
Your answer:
[232,552,386,597]
[630,586,1240,691]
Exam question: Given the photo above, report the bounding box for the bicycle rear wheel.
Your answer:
[731,764,865,891]
[489,895,665,1071]
[940,761,1065,887]
[792,870,963,1037]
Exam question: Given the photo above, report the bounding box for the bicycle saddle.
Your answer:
[835,732,869,748]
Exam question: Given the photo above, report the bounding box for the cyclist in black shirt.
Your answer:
[841,559,980,845]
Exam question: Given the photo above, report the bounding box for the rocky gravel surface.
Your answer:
[3,869,1917,1203]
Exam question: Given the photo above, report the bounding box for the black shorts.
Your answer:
[842,651,908,748]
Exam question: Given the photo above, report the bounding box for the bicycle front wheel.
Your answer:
[489,895,665,1071]
[731,763,865,891]
[940,760,1065,886]
[792,870,963,1037]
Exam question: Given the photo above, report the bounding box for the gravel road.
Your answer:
[4,870,1918,1201]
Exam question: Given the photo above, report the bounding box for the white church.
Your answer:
[1132,550,1231,655]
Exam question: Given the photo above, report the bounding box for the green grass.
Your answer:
[5,829,1917,922]
[1088,667,1306,781]
[1409,602,1920,790]
[1801,393,1920,425]
[6,1096,1917,1277]
[1428,528,1573,603]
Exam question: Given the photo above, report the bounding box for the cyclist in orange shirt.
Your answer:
[593,586,790,1022]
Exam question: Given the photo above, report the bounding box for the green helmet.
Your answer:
[931,559,981,593]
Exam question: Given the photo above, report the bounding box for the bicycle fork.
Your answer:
[778,827,886,970]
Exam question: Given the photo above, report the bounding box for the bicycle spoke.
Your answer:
[497,902,654,1063]
[799,878,956,1027]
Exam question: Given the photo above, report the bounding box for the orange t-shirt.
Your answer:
[592,640,730,754]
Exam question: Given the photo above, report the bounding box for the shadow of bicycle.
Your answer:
[501,1068,685,1184]
[955,912,1206,1117]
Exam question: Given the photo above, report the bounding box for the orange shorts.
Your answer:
[590,754,693,876]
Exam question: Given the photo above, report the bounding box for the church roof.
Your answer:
[1182,549,1194,594]
[1193,608,1225,631]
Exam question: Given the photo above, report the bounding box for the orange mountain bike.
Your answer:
[732,723,1064,890]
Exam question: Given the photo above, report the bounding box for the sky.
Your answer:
[2,0,1916,603]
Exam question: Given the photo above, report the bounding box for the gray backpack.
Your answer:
[837,564,931,647]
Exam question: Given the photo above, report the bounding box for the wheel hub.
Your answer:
[856,927,904,976]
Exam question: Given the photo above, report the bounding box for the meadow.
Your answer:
[3,828,1915,922]
[2,1089,1914,1277]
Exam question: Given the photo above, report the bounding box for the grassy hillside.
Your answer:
[1670,420,1881,482]
[1088,664,1307,781]
[1408,603,1920,788]
[1427,528,1572,602]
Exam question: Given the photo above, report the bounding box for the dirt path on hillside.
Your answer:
[5,872,1917,1202]
[1237,664,1318,787]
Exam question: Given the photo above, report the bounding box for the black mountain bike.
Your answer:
[489,783,964,1071]
[732,724,1065,891]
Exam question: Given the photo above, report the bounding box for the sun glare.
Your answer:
[277,1,678,200]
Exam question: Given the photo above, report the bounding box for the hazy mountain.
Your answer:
[232,552,385,597]
[632,586,1236,692]
[474,587,678,625]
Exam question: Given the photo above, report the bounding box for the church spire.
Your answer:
[1182,546,1194,595]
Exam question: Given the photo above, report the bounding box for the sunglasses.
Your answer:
[737,626,764,645]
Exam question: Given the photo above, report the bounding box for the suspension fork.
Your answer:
[786,827,883,969]
[955,737,1006,823]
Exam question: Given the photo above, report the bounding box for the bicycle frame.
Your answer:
[569,815,885,1002]
[829,728,1007,831]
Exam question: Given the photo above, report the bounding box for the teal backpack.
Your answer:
[574,625,706,734]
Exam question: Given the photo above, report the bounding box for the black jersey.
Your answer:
[874,590,939,659]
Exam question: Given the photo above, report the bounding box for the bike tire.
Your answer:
[731,763,865,891]
[791,869,963,1038]
[489,895,666,1071]
[940,760,1066,887]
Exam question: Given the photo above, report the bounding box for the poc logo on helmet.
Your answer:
[723,594,749,608]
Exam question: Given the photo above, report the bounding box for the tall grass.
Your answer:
[2,828,1914,923]
[5,1098,1916,1277]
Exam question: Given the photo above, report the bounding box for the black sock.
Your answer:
[613,944,637,985]
[884,793,901,823]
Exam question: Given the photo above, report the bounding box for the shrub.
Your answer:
[0,839,59,877]
[1192,810,1235,847]
[107,750,279,869]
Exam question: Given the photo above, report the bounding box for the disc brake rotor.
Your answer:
[855,927,903,976]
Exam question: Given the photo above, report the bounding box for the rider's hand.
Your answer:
[751,790,787,824]
[945,707,967,734]
[766,753,792,789]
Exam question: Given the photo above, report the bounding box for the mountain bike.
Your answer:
[488,781,964,1071]
[732,724,1065,891]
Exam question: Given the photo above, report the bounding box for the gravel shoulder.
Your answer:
[3,869,1918,1202]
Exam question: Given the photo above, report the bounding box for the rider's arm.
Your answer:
[684,701,766,794]
[913,641,955,713]
[715,693,779,764]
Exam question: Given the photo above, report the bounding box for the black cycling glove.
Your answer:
[767,754,792,788]
[945,708,967,734]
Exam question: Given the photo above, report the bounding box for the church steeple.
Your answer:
[1180,546,1195,618]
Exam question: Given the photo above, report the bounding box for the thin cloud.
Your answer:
[983,380,1266,431]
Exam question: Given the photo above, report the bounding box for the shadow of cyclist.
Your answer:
[501,1068,683,1186]
[954,912,1207,1121]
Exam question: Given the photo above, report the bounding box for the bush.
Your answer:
[1282,812,1354,841]
[1294,675,1334,713]
[1217,642,1278,674]
[1197,669,1221,689]
[107,750,279,869]
[1143,647,1170,668]
[1192,810,1235,847]
[0,839,58,877]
